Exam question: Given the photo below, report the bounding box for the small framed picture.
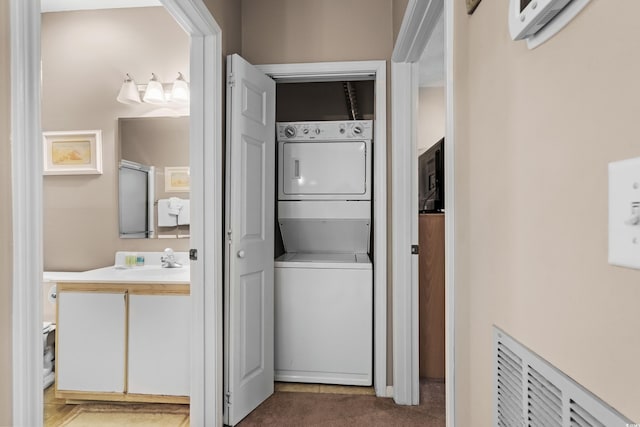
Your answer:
[165,166,190,192]
[43,130,103,175]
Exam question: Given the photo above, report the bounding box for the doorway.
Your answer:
[223,56,388,426]
[391,0,454,425]
[10,0,222,426]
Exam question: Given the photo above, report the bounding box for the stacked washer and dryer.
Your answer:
[274,120,373,386]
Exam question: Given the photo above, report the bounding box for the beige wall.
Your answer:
[205,0,242,57]
[456,0,640,423]
[0,0,12,423]
[417,86,444,153]
[392,0,409,44]
[42,7,190,271]
[242,0,393,64]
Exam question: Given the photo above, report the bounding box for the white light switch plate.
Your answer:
[609,157,640,269]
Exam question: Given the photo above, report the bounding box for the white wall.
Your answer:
[417,86,445,153]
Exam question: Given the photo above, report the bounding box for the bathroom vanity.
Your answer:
[50,252,190,404]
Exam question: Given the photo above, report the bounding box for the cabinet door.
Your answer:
[127,294,190,396]
[57,291,126,393]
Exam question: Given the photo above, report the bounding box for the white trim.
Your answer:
[390,0,455,423]
[392,0,444,63]
[11,1,43,425]
[386,385,395,397]
[10,1,222,426]
[391,61,420,405]
[444,1,456,425]
[256,60,388,398]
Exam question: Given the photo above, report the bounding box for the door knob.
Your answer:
[237,250,245,258]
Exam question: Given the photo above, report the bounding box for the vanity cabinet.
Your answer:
[55,283,190,404]
[128,294,190,396]
[57,291,126,393]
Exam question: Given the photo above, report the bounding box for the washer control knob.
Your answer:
[302,128,309,134]
[315,128,321,135]
[284,126,296,138]
[352,125,363,135]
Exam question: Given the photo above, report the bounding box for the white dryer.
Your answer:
[275,120,373,386]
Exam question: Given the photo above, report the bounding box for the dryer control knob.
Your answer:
[353,125,363,135]
[284,126,296,138]
[315,128,321,135]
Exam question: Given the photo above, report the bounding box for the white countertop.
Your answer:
[44,265,190,285]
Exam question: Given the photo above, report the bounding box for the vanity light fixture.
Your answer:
[117,73,191,106]
[142,73,166,104]
[116,73,141,104]
[170,72,190,104]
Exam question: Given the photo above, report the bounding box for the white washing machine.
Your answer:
[274,120,373,386]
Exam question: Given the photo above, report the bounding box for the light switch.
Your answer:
[608,157,640,269]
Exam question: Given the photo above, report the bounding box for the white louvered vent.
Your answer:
[494,327,634,427]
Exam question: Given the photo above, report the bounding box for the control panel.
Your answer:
[277,120,373,140]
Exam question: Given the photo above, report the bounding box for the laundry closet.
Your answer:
[224,55,383,426]
[273,81,376,386]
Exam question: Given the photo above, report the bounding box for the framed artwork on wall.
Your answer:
[165,166,190,192]
[43,130,103,175]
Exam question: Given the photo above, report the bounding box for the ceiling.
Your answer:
[41,0,161,13]
[418,12,444,88]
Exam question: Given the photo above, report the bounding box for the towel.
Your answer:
[157,199,178,226]
[168,197,184,215]
[178,199,190,225]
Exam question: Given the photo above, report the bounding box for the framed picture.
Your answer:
[165,166,190,192]
[43,130,103,175]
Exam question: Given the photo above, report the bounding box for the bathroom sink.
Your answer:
[78,264,190,283]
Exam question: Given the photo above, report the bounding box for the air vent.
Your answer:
[497,344,524,426]
[570,400,605,427]
[494,327,634,427]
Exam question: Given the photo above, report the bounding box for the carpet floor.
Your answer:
[47,379,444,426]
[239,379,445,426]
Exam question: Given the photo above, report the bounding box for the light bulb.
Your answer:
[143,73,166,104]
[170,72,190,104]
[116,74,141,104]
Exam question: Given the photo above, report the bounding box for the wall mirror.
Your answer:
[118,116,190,239]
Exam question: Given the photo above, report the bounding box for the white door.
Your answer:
[224,53,276,426]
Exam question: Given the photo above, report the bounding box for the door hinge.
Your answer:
[189,249,198,261]
[411,245,419,255]
[225,391,232,406]
[228,73,235,87]
[227,229,233,244]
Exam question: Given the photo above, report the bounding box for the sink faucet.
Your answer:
[161,248,182,268]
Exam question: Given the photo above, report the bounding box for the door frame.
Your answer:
[9,1,223,426]
[255,60,388,397]
[391,1,456,426]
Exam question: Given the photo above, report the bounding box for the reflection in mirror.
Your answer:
[118,116,189,239]
[119,160,154,238]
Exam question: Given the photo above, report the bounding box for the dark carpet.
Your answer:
[239,380,445,426]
